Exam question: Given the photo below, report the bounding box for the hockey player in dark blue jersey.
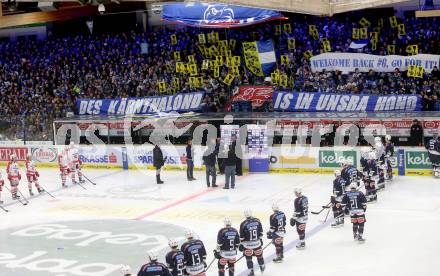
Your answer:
[239,209,265,276]
[166,239,185,276]
[384,135,395,181]
[181,230,207,276]
[290,188,308,249]
[214,217,240,276]
[266,203,286,263]
[138,252,172,276]
[331,170,347,227]
[426,133,440,178]
[341,159,361,186]
[341,184,368,243]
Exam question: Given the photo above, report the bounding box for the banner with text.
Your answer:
[76,92,205,115]
[273,92,421,112]
[310,53,439,73]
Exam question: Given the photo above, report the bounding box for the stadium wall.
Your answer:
[0,144,433,176]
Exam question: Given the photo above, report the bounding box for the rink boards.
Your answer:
[0,144,433,176]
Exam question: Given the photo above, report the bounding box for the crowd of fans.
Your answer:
[0,11,439,141]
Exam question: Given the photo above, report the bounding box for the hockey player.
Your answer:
[58,148,70,188]
[373,136,386,187]
[6,154,21,200]
[215,217,240,276]
[121,265,131,276]
[364,176,377,202]
[239,209,265,276]
[290,188,308,249]
[426,133,440,178]
[384,135,395,181]
[166,239,185,276]
[0,171,4,204]
[25,155,44,196]
[331,170,346,227]
[181,230,207,276]
[138,251,172,276]
[341,183,368,243]
[267,203,286,263]
[341,159,361,186]
[68,142,84,184]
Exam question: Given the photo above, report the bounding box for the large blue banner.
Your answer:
[76,92,205,115]
[162,3,284,28]
[273,92,421,112]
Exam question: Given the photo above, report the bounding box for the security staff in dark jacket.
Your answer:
[203,139,218,188]
[224,139,238,189]
[186,138,195,181]
[410,119,424,146]
[153,145,165,184]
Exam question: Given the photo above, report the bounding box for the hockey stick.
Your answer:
[75,180,87,190]
[82,174,97,186]
[0,204,9,213]
[17,188,30,204]
[3,186,28,206]
[320,207,332,223]
[205,257,217,272]
[311,202,332,215]
[37,185,56,199]
[225,240,273,270]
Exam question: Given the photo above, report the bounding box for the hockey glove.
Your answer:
[266,231,273,240]
[213,250,221,259]
[290,218,296,227]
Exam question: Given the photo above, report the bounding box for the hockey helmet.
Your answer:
[369,151,377,160]
[168,239,179,249]
[148,251,158,261]
[121,265,131,275]
[349,183,357,190]
[334,170,341,177]
[224,217,232,227]
[294,188,302,196]
[272,202,280,212]
[244,209,253,218]
[385,135,392,141]
[10,154,17,160]
[374,136,382,144]
[185,229,194,239]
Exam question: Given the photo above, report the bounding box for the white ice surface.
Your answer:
[0,168,439,276]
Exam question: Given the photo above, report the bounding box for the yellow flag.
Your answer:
[281,54,289,65]
[229,39,236,50]
[360,28,368,39]
[198,45,206,57]
[389,16,398,28]
[370,32,378,42]
[275,25,281,35]
[189,77,196,88]
[406,44,418,55]
[170,34,177,45]
[232,56,241,66]
[212,32,219,43]
[173,77,180,89]
[173,51,181,61]
[218,40,228,48]
[304,50,313,59]
[216,55,223,65]
[158,81,166,93]
[214,66,220,78]
[284,23,292,34]
[280,74,288,87]
[288,38,295,50]
[175,62,183,73]
[387,45,396,54]
[188,55,195,64]
[415,66,424,78]
[196,77,204,88]
[198,33,206,44]
[371,40,377,51]
[202,60,209,70]
[352,28,360,40]
[407,65,416,77]
[168,88,176,94]
[209,45,218,57]
[309,25,317,36]
[322,38,331,52]
[189,64,198,76]
[223,73,235,86]
[359,17,371,28]
[397,24,406,37]
[225,57,232,67]
[232,66,240,76]
[271,72,280,84]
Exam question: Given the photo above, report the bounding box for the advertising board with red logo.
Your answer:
[0,147,29,161]
[232,86,273,108]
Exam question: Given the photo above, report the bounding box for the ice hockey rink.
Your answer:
[0,168,439,276]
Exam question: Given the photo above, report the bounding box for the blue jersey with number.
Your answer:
[333,177,347,198]
[270,211,286,233]
[342,190,367,211]
[138,261,172,276]
[165,250,185,276]
[239,218,263,242]
[181,239,206,267]
[217,227,240,251]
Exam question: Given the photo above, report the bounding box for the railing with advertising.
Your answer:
[0,145,434,176]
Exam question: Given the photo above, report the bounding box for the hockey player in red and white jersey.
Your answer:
[6,154,21,200]
[67,142,84,184]
[0,171,5,204]
[25,155,44,196]
[58,148,70,188]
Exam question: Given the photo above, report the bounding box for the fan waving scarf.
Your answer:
[162,2,285,28]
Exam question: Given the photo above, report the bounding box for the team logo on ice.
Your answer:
[0,220,187,276]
